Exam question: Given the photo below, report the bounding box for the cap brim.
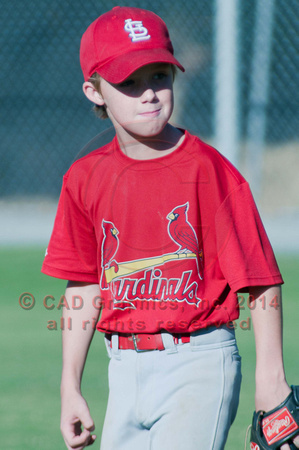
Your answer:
[93,48,185,84]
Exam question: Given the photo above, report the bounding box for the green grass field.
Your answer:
[1,247,298,449]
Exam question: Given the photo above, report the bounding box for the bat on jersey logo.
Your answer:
[104,252,197,284]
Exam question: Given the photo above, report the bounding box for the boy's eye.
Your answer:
[118,79,134,88]
[153,72,168,80]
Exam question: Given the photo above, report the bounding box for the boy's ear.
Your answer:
[82,82,105,106]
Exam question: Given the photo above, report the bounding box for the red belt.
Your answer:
[105,332,191,352]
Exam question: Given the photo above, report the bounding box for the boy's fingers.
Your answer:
[62,417,96,449]
[66,430,96,449]
[86,434,97,446]
[80,411,95,432]
[280,435,299,450]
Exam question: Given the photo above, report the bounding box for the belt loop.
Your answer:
[161,331,178,354]
[111,333,121,360]
[104,335,112,358]
[190,330,202,351]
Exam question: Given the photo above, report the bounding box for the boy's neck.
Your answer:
[116,124,185,160]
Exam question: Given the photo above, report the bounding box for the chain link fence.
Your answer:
[1,0,298,201]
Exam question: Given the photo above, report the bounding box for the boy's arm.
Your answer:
[60,281,101,450]
[249,285,290,411]
[249,285,299,449]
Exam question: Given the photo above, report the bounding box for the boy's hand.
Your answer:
[251,384,299,450]
[61,391,96,449]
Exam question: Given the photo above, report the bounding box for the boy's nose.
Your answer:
[140,86,157,103]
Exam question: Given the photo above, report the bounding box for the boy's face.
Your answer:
[97,63,174,141]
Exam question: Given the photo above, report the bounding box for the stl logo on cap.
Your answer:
[124,19,151,42]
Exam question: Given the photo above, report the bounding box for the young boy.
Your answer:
[42,6,298,450]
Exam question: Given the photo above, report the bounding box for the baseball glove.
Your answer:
[250,385,299,449]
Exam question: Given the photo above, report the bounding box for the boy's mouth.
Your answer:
[139,108,161,118]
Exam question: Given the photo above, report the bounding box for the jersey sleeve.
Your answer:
[41,172,99,283]
[215,182,283,292]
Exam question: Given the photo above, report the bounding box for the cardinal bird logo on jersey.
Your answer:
[167,202,203,279]
[100,203,203,309]
[100,220,119,289]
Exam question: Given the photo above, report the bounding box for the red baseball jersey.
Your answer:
[42,130,283,333]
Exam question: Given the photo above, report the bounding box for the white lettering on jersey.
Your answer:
[124,18,151,42]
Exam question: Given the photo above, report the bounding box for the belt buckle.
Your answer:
[132,334,151,352]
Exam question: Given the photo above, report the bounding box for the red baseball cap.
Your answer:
[80,6,185,83]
